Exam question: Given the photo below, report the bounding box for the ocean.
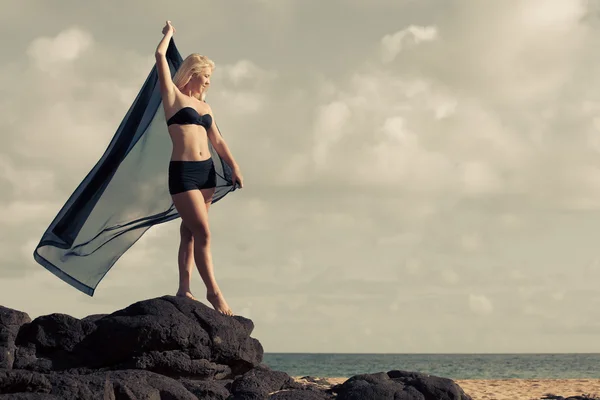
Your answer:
[262,353,600,379]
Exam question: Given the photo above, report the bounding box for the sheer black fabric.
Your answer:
[33,39,237,296]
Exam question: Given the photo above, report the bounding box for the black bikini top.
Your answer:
[166,107,213,129]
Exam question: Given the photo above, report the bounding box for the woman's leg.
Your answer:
[176,188,214,299]
[176,220,195,299]
[172,188,232,315]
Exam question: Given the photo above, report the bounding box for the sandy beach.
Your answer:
[455,379,600,400]
[295,377,600,400]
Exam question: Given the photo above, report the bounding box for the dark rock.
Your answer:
[121,350,232,379]
[230,366,296,398]
[74,298,214,369]
[179,378,232,400]
[331,370,472,400]
[0,298,473,400]
[12,345,50,372]
[331,371,417,400]
[0,306,31,370]
[81,296,261,376]
[0,368,198,399]
[269,389,335,399]
[388,369,472,400]
[14,313,96,372]
[231,392,268,400]
[80,314,108,323]
[51,369,198,400]
[0,394,61,399]
[10,295,262,378]
[15,313,96,352]
[160,295,262,374]
[0,369,52,394]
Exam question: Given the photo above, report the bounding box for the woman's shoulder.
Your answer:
[200,100,213,114]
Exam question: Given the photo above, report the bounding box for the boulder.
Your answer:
[0,297,472,399]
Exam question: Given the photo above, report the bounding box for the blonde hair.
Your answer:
[172,53,215,100]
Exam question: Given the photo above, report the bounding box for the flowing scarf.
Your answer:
[33,38,237,296]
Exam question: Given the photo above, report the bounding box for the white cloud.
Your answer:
[5,0,600,353]
[558,166,600,210]
[20,238,39,263]
[382,116,410,142]
[376,232,422,247]
[275,0,600,217]
[405,258,421,275]
[517,286,538,300]
[515,0,586,32]
[0,156,58,198]
[498,213,523,229]
[508,270,527,281]
[459,232,482,252]
[27,27,93,72]
[216,90,265,115]
[441,268,459,284]
[282,251,304,275]
[224,60,257,85]
[381,25,438,63]
[522,303,557,320]
[552,291,565,301]
[14,101,116,171]
[214,61,276,115]
[469,294,493,315]
[459,161,503,197]
[277,153,312,185]
[312,101,351,169]
[0,201,59,226]
[222,59,276,86]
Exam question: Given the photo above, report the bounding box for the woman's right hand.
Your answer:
[162,20,175,36]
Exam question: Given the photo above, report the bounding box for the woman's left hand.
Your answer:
[231,166,244,189]
[162,20,176,35]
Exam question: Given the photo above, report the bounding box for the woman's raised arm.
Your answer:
[155,21,176,103]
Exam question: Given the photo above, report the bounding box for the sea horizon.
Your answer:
[265,351,600,355]
[262,353,600,379]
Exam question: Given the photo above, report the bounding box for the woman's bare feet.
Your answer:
[207,292,233,316]
[176,289,233,316]
[176,290,197,301]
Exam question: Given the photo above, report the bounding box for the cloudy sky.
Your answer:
[2,0,600,354]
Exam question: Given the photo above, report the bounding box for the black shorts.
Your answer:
[168,159,217,195]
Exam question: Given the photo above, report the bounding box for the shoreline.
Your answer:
[293,377,600,400]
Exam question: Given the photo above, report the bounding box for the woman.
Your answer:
[155,20,243,316]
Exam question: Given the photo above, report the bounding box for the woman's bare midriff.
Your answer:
[168,125,211,161]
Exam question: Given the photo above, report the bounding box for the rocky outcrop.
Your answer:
[330,370,472,400]
[0,305,31,369]
[0,296,472,399]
